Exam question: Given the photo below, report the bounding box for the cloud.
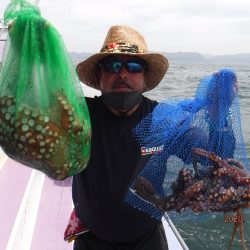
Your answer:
[1,0,250,54]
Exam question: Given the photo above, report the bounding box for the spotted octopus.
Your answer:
[0,93,91,180]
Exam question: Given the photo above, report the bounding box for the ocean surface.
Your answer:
[145,62,250,250]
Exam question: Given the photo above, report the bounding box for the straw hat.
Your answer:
[76,25,169,92]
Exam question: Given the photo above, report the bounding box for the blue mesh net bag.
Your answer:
[126,69,250,249]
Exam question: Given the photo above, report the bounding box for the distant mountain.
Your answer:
[205,53,250,63]
[162,52,250,63]
[1,49,250,64]
[69,51,208,64]
[70,52,93,64]
[69,51,250,64]
[162,52,207,62]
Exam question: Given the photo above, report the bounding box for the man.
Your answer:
[70,25,169,250]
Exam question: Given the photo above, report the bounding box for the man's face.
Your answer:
[98,55,146,93]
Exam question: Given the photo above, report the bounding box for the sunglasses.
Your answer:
[99,59,146,73]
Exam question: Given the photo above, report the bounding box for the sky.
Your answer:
[1,0,250,55]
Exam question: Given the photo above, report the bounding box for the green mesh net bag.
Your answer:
[0,0,91,180]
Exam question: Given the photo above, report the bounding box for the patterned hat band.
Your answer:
[100,42,145,54]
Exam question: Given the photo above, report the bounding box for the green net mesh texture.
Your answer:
[0,0,91,180]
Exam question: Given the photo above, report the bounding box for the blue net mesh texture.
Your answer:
[126,69,250,220]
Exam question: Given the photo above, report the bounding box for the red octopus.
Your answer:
[132,148,250,250]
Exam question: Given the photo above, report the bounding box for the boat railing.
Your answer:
[0,19,8,42]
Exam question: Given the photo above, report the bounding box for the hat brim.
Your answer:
[76,52,169,92]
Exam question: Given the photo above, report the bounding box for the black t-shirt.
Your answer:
[72,95,158,242]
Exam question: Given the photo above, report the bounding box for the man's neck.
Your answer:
[107,104,140,117]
